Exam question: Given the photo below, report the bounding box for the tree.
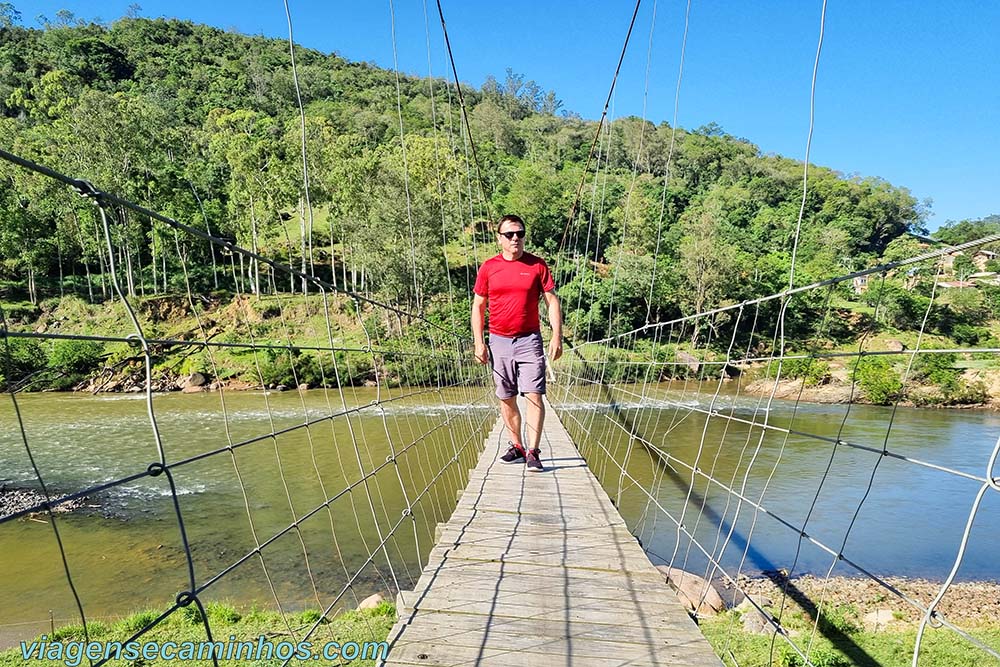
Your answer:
[881,234,925,265]
[498,162,575,254]
[208,108,295,295]
[0,2,21,28]
[934,214,1000,245]
[952,253,975,282]
[676,199,747,333]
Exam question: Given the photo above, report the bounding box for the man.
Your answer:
[472,214,562,472]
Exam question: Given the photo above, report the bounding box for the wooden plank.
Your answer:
[383,641,714,667]
[444,509,628,532]
[401,558,666,590]
[407,570,676,606]
[386,613,721,661]
[397,589,691,625]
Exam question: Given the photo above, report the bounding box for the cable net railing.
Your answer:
[542,0,1000,664]
[548,234,1000,667]
[0,152,495,665]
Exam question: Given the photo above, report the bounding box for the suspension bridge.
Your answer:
[382,397,723,666]
[2,1,999,667]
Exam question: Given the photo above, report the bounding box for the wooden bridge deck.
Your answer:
[380,398,723,667]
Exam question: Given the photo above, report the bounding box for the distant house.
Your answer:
[970,271,1000,286]
[853,275,869,294]
[973,250,998,271]
[938,280,975,289]
[944,249,998,273]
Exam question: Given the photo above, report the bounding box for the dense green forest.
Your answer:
[2,7,999,402]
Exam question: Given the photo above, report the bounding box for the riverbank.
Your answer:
[4,576,998,666]
[743,367,1000,410]
[733,573,1000,627]
[701,573,1000,666]
[1,293,413,394]
[8,294,1000,410]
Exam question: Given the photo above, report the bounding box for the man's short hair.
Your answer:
[497,214,525,233]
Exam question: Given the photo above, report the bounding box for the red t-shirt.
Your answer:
[473,252,556,337]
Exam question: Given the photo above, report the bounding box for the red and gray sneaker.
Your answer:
[500,443,526,463]
[526,448,544,472]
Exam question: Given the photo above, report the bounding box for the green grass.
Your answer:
[956,358,1000,370]
[701,609,1000,667]
[2,602,396,666]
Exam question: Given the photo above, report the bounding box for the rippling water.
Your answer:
[551,380,1000,585]
[0,386,494,643]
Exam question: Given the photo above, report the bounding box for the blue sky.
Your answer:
[9,0,999,230]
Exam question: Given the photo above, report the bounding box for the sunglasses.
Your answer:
[499,230,526,240]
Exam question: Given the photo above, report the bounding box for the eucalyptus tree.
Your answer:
[207,108,296,295]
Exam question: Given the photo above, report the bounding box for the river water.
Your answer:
[550,380,1000,587]
[2,383,999,645]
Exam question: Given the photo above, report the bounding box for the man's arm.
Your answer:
[543,290,562,362]
[471,294,489,364]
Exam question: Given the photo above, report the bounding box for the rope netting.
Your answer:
[548,1,1000,666]
[0,158,496,665]
[0,3,499,665]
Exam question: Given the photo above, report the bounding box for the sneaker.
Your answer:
[500,443,526,463]
[526,448,544,472]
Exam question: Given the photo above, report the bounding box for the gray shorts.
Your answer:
[488,332,547,399]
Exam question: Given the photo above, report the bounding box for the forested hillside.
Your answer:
[3,9,998,404]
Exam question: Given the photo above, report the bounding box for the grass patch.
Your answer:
[2,602,396,666]
[701,609,1000,667]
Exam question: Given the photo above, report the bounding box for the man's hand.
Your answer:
[475,343,489,365]
[542,291,563,363]
[548,338,562,362]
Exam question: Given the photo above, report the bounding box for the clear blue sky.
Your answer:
[9,0,999,230]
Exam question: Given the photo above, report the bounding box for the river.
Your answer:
[2,383,999,646]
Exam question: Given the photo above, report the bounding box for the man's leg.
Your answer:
[514,333,548,471]
[489,335,525,462]
[523,392,544,451]
[499,395,523,446]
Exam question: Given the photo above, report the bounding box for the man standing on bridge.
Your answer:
[472,214,563,472]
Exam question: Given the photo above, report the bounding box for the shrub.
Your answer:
[259,348,313,387]
[909,352,986,405]
[911,352,958,384]
[179,351,212,377]
[49,339,104,374]
[47,339,105,390]
[1,301,40,322]
[853,356,902,405]
[769,356,831,385]
[0,337,47,389]
[951,323,987,346]
[258,348,373,387]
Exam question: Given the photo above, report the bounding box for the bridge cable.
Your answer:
[558,0,644,252]
[433,0,495,222]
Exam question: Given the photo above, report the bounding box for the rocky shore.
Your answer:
[733,572,1000,629]
[0,484,92,518]
[743,376,1000,409]
[658,566,1000,633]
